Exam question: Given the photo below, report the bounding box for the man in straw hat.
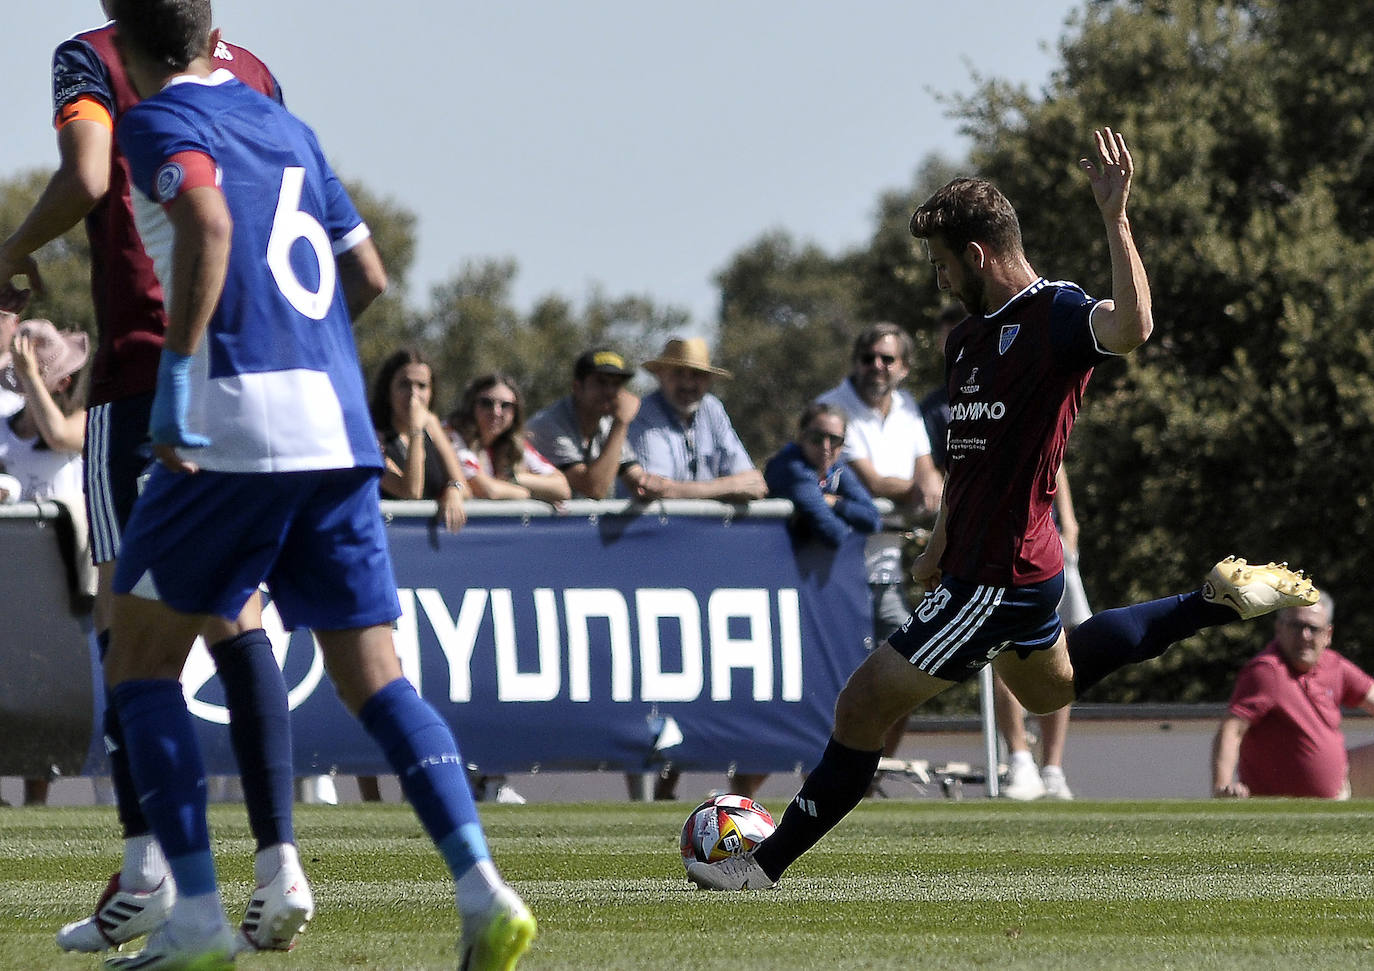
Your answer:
[628,337,767,504]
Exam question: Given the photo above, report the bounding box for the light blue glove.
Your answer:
[149,348,211,449]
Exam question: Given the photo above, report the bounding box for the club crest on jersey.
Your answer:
[998,324,1020,355]
[154,161,185,203]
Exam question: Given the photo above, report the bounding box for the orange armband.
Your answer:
[55,95,113,131]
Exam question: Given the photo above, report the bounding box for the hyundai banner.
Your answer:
[109,509,875,776]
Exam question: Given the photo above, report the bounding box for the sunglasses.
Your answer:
[803,430,845,448]
[859,351,898,366]
[476,396,516,412]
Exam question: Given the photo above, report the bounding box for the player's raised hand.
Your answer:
[0,252,43,313]
[1079,127,1133,221]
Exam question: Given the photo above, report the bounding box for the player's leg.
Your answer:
[58,397,175,954]
[105,593,238,969]
[274,469,534,967]
[993,673,1046,800]
[1065,557,1318,696]
[202,594,313,951]
[1036,705,1074,799]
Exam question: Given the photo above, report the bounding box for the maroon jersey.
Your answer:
[52,25,281,406]
[941,278,1111,585]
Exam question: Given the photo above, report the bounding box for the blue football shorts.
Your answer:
[886,571,1066,683]
[84,392,155,565]
[113,465,401,631]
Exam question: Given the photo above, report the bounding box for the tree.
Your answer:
[0,170,95,338]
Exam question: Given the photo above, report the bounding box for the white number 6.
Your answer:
[266,167,336,320]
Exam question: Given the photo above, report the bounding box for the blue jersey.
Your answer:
[118,70,380,473]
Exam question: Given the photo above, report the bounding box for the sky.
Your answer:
[6,2,1084,330]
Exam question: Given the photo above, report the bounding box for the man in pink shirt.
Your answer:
[1213,592,1374,798]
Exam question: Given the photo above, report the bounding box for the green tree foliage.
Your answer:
[0,170,95,338]
[937,0,1374,700]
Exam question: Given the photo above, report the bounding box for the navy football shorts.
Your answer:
[84,392,155,564]
[887,571,1066,683]
[114,465,401,631]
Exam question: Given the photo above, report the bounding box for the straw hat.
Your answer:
[0,318,90,393]
[642,337,731,378]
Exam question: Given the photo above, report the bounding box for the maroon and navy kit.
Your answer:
[887,278,1116,681]
[52,24,280,407]
[940,278,1111,586]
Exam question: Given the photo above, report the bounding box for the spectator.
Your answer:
[763,402,881,548]
[816,323,942,778]
[447,373,570,504]
[0,317,91,808]
[1212,592,1374,799]
[921,304,1083,801]
[369,348,470,533]
[628,337,766,799]
[526,347,646,500]
[628,337,767,503]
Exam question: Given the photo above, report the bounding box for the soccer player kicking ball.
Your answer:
[687,128,1318,892]
[100,1,535,968]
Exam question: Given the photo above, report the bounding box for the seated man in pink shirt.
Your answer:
[1212,591,1374,798]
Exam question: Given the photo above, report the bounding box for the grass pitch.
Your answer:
[3,799,1373,969]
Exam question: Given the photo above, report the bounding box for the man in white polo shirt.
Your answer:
[816,322,943,771]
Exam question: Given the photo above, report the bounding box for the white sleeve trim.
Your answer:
[332,222,371,255]
[1086,301,1124,357]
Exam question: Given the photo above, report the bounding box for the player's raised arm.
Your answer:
[1079,127,1153,355]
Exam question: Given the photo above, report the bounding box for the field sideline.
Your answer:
[3,800,1373,969]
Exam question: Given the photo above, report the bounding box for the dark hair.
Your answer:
[449,373,526,477]
[850,322,914,368]
[909,177,1024,257]
[110,0,212,72]
[797,401,848,435]
[369,348,431,432]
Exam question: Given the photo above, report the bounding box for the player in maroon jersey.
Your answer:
[0,14,312,954]
[688,128,1320,892]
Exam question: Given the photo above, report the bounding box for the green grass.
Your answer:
[4,800,1374,969]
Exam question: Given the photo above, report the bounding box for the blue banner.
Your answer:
[143,509,874,775]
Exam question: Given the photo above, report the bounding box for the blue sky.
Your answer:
[8,2,1082,327]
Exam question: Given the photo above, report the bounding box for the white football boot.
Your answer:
[103,921,235,970]
[236,862,314,952]
[686,851,777,891]
[1202,556,1318,620]
[57,872,176,953]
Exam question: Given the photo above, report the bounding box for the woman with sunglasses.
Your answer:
[764,402,881,547]
[447,373,570,504]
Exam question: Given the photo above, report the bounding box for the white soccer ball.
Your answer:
[679,794,775,870]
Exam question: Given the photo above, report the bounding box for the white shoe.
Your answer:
[236,865,313,952]
[57,873,176,953]
[1041,766,1074,801]
[686,851,777,891]
[103,921,235,970]
[459,883,536,970]
[1002,759,1046,801]
[1203,556,1318,620]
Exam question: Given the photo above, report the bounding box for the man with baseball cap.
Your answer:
[526,348,650,499]
[626,337,766,503]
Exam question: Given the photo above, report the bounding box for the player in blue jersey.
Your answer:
[688,129,1320,891]
[100,1,535,968]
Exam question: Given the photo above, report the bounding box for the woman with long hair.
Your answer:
[369,348,468,533]
[447,373,569,503]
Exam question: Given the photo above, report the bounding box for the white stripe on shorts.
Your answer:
[910,584,1004,674]
[86,403,120,564]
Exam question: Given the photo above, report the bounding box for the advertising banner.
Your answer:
[170,509,873,776]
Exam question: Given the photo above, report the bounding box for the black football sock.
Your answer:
[751,736,880,881]
[1068,590,1236,696]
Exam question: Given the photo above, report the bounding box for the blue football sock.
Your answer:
[98,628,150,839]
[1067,590,1236,696]
[208,628,294,850]
[111,679,218,897]
[752,736,880,882]
[358,678,490,880]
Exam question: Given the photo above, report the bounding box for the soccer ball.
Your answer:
[679,794,775,870]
